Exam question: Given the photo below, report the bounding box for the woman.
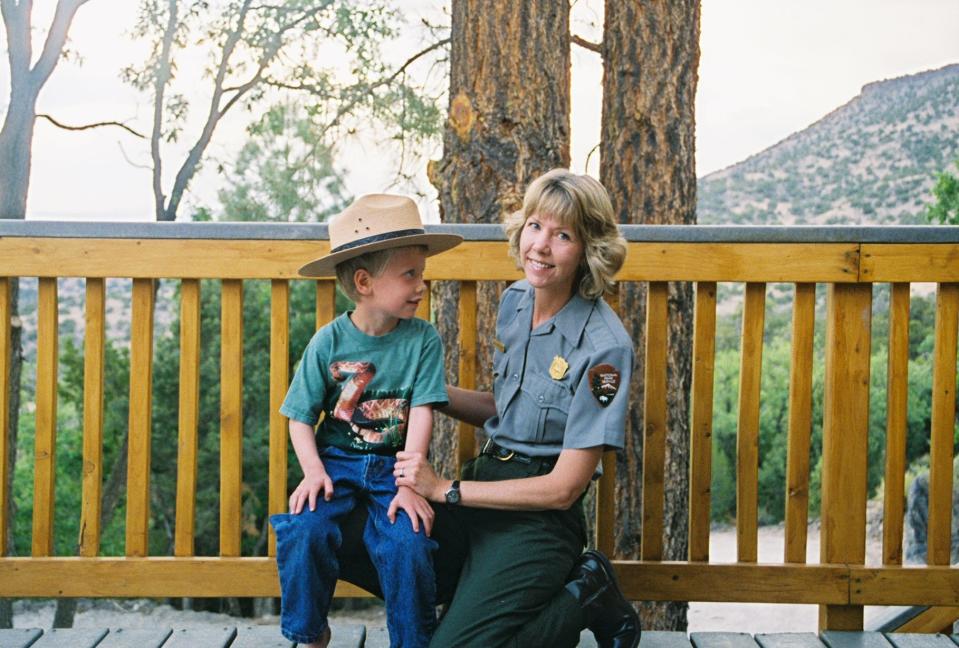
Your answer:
[393,169,640,648]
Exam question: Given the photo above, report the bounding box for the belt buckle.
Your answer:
[484,439,514,462]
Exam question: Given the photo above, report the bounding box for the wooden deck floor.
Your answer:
[2,628,959,648]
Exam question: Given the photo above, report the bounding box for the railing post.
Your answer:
[33,278,59,557]
[819,283,872,631]
[457,282,478,472]
[126,278,155,557]
[0,278,9,556]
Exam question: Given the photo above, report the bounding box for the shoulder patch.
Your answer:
[588,363,621,407]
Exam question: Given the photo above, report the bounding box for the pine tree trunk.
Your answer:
[428,0,571,477]
[600,0,701,631]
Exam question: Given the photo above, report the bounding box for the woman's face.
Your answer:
[518,212,585,297]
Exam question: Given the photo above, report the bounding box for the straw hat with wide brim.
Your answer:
[299,194,463,277]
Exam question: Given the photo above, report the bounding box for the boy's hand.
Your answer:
[387,486,434,535]
[289,468,333,514]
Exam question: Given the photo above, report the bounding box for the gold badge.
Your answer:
[493,339,506,353]
[549,355,569,380]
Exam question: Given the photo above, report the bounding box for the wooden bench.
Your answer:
[2,222,959,633]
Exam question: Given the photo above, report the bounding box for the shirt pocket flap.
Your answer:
[521,372,572,414]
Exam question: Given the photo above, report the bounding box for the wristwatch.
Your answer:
[444,480,461,505]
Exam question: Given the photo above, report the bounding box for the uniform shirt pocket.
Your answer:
[520,373,572,444]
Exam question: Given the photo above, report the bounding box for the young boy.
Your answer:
[270,194,462,648]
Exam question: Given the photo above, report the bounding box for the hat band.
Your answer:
[330,228,426,254]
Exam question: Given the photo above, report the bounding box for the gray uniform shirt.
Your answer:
[483,280,634,458]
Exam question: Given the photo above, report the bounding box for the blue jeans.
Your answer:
[270,446,438,646]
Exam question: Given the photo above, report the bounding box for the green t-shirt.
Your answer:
[280,313,448,454]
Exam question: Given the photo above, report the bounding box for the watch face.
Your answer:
[446,486,460,504]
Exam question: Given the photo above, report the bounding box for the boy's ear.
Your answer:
[353,268,373,296]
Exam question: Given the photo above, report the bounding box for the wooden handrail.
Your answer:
[1,225,958,633]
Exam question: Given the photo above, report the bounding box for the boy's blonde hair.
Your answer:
[335,245,427,302]
[504,169,626,299]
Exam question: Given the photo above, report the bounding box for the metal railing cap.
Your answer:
[1,220,958,243]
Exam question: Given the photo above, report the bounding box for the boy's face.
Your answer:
[360,247,428,320]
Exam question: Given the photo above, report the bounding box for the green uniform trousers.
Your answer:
[428,454,588,647]
[335,454,588,647]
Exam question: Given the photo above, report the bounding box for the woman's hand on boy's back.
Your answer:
[288,466,334,514]
[387,485,434,536]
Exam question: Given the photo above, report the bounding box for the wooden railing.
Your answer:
[1,222,958,632]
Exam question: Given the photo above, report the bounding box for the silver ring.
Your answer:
[400,468,405,478]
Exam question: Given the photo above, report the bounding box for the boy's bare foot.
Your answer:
[301,625,331,648]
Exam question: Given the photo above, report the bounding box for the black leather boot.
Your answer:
[565,550,641,648]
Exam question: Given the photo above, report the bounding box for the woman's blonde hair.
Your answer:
[504,169,626,299]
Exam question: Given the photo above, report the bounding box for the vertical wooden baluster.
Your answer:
[596,451,617,557]
[457,281,477,472]
[0,278,9,556]
[596,284,620,557]
[175,280,201,557]
[883,283,910,566]
[269,280,290,556]
[220,280,244,557]
[689,281,717,562]
[416,281,431,320]
[32,278,58,556]
[819,283,872,631]
[126,278,154,557]
[784,282,815,564]
[79,278,106,557]
[928,283,958,567]
[316,280,335,331]
[737,282,765,563]
[642,281,668,561]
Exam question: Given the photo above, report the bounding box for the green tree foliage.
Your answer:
[13,336,130,557]
[215,102,349,222]
[926,159,959,225]
[146,279,322,557]
[11,278,328,561]
[709,286,939,524]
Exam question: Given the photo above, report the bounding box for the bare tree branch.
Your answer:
[117,141,152,170]
[160,0,254,221]
[32,0,90,87]
[151,0,178,220]
[36,113,146,138]
[164,1,337,220]
[572,33,602,54]
[381,37,451,90]
[258,79,335,99]
[220,1,338,115]
[319,36,451,138]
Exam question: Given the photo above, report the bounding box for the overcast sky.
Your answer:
[2,0,957,221]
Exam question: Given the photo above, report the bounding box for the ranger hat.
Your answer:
[299,194,462,277]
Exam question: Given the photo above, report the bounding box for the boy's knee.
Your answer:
[375,522,436,558]
[278,511,342,548]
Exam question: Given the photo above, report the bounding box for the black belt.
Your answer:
[481,438,557,469]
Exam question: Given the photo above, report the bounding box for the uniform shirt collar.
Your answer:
[515,281,595,345]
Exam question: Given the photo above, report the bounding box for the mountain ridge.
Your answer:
[697,63,959,226]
